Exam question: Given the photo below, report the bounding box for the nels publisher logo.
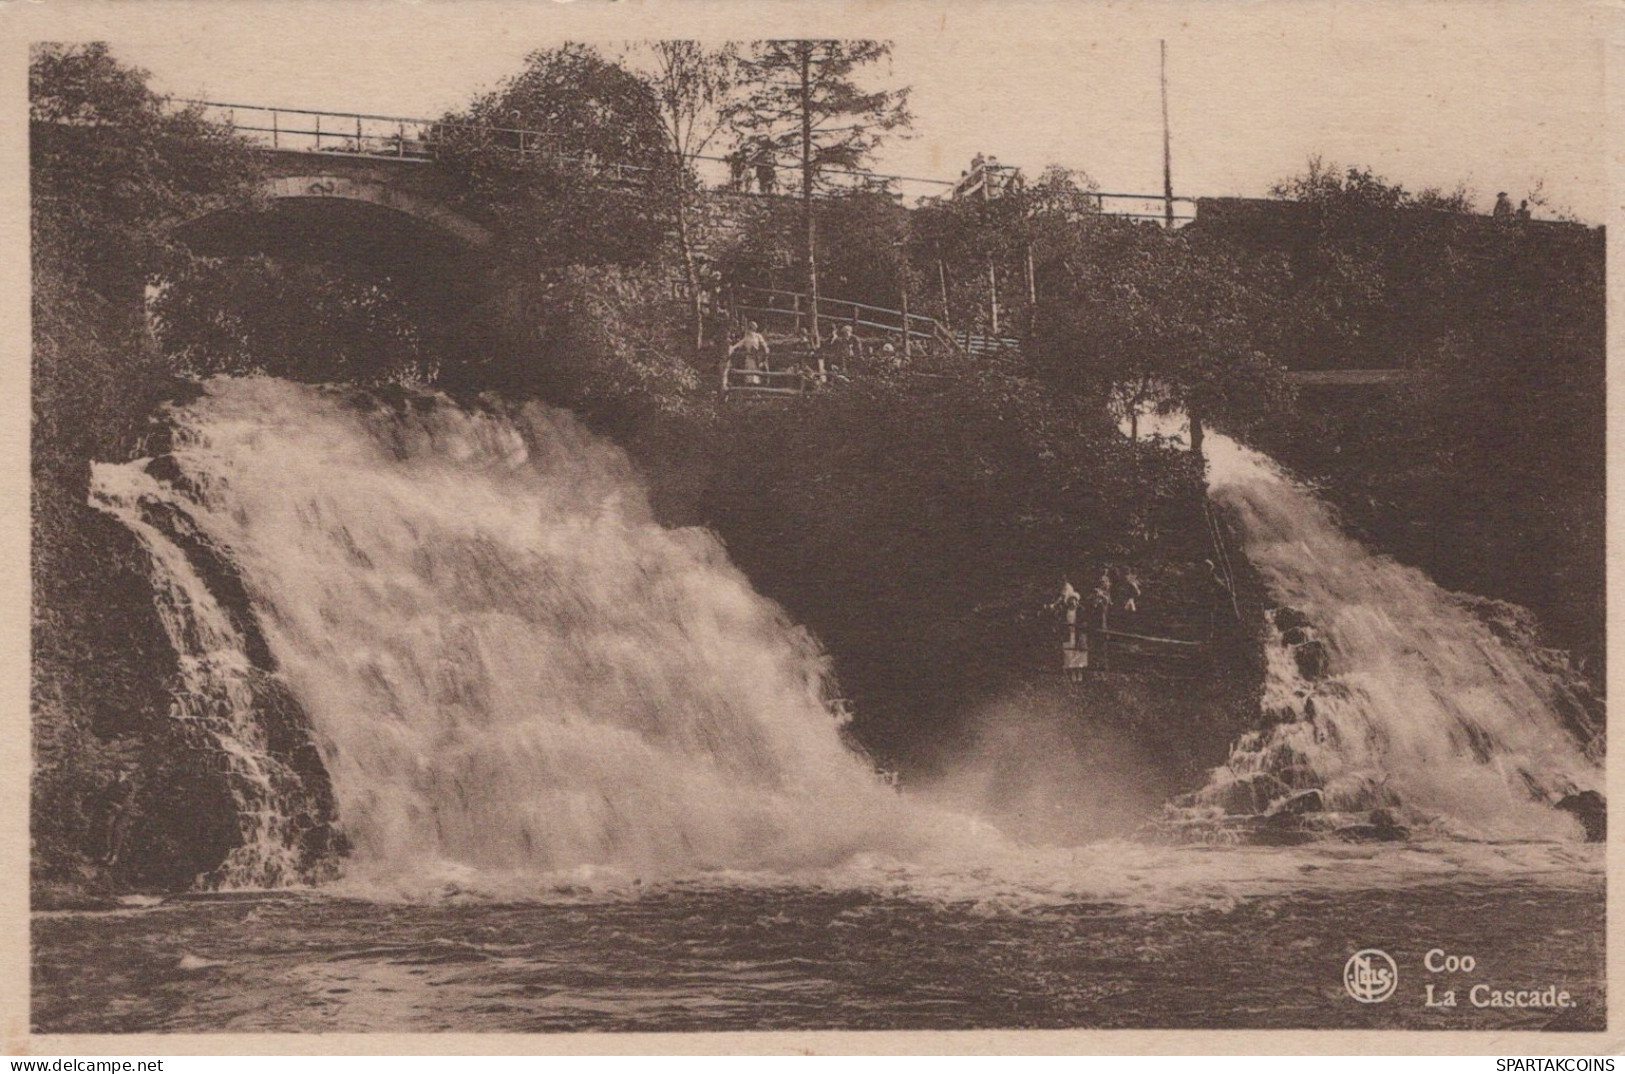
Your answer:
[1344,948,1399,1003]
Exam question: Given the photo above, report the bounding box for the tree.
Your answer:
[621,42,738,348]
[1033,228,1295,454]
[31,42,262,302]
[910,160,1101,335]
[727,40,911,341]
[433,44,670,271]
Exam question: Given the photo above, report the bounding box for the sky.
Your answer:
[25,1,1614,222]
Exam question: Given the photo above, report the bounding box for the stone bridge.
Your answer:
[181,146,492,273]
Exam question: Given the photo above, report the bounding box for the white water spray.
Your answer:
[89,381,1601,894]
[90,377,942,887]
[1194,432,1601,839]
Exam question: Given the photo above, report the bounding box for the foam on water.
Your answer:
[88,379,1600,904]
[91,377,977,888]
[1193,433,1601,840]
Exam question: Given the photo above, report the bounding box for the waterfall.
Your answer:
[89,377,931,888]
[87,462,319,887]
[1190,433,1602,840]
[89,380,1601,890]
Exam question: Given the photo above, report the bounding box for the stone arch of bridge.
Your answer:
[171,172,506,383]
[257,174,494,251]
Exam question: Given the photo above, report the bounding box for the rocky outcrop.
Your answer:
[1555,790,1606,843]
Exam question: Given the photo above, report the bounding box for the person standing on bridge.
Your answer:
[754,153,778,196]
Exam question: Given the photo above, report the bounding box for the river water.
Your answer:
[31,850,1605,1032]
[38,378,1603,1034]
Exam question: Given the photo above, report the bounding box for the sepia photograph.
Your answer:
[14,1,1613,1046]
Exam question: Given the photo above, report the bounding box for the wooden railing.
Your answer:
[730,284,1032,372]
[733,285,958,350]
[720,366,829,397]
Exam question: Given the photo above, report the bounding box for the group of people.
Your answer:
[1054,566,1144,636]
[723,321,918,387]
[725,146,779,195]
[1492,191,1534,220]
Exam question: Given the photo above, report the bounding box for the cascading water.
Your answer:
[89,376,940,889]
[87,464,319,887]
[55,386,1607,1033]
[1187,432,1602,840]
[90,381,1603,895]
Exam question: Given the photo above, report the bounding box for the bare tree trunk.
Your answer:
[800,44,821,345]
[899,278,910,346]
[987,262,1000,336]
[1025,242,1037,332]
[675,194,704,350]
[1188,406,1205,457]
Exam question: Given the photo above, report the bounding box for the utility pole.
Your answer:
[1161,39,1175,229]
[800,43,821,344]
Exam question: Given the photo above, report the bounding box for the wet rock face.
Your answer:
[1273,788,1325,815]
[1292,639,1330,680]
[1272,606,1312,634]
[1219,772,1291,815]
[1336,808,1410,843]
[1280,626,1315,648]
[1555,790,1606,843]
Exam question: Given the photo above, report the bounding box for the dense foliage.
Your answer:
[621,355,1253,792]
[432,44,672,270]
[1231,162,1606,673]
[150,258,437,385]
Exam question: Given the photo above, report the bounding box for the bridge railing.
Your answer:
[178,100,656,184]
[183,100,440,160]
[176,100,1196,221]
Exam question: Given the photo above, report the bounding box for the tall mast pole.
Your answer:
[1161,39,1174,228]
[801,43,820,343]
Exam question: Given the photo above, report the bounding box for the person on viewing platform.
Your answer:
[728,321,770,383]
[1092,569,1114,628]
[1119,568,1142,613]
[1052,579,1083,648]
[1493,191,1514,218]
[726,149,750,192]
[823,324,860,373]
[1517,199,1532,220]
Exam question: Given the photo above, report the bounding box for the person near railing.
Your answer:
[727,321,771,384]
[1118,567,1142,614]
[822,323,860,376]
